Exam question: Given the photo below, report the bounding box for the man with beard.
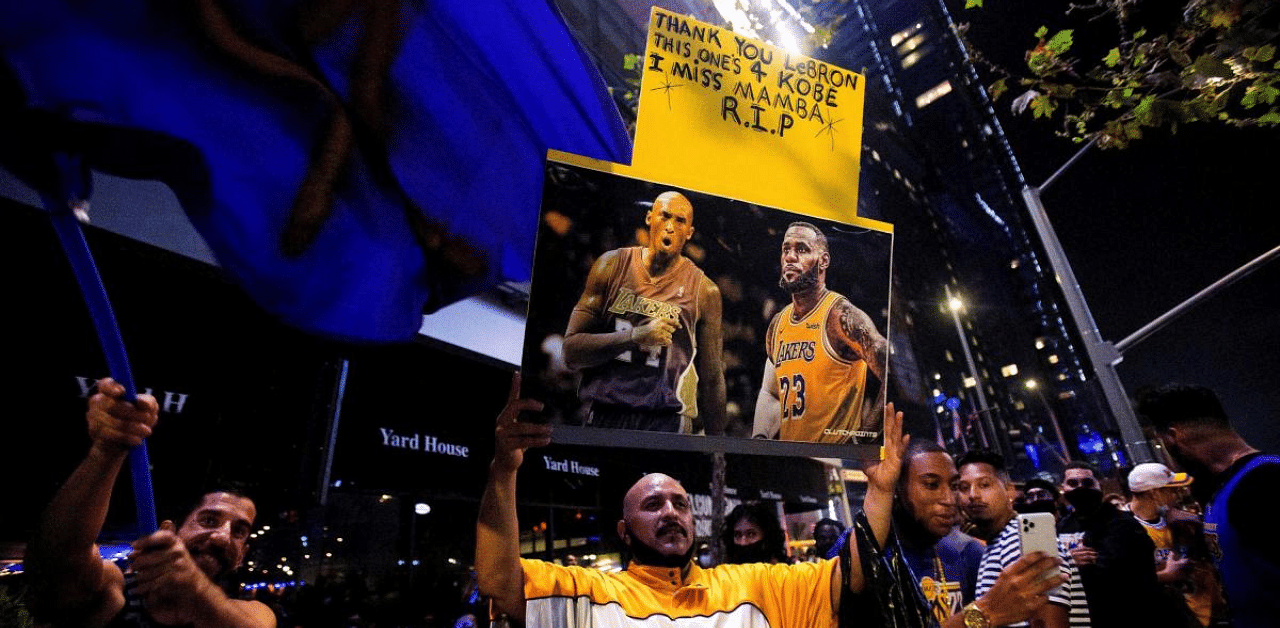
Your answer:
[957,450,1090,628]
[892,441,985,624]
[24,378,274,628]
[478,375,1065,628]
[752,222,887,443]
[1056,461,1172,628]
[1138,384,1280,628]
[721,502,789,564]
[563,190,726,435]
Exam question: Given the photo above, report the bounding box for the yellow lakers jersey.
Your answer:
[769,290,868,443]
[522,559,837,628]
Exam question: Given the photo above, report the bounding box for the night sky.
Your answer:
[956,0,1280,453]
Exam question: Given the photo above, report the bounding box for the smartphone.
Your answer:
[1017,513,1059,580]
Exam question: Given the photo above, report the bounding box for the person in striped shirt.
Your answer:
[957,450,1091,628]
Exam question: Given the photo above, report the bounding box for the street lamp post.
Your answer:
[944,285,1000,455]
[1025,379,1072,463]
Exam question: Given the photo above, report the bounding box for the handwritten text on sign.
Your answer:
[647,13,858,141]
[631,8,866,222]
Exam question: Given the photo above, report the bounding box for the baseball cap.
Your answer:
[1128,463,1192,493]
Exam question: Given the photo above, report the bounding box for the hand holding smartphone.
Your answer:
[1017,513,1059,581]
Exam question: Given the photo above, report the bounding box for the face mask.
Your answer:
[1064,487,1103,511]
[725,540,775,564]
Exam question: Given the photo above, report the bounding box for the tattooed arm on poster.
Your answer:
[828,297,888,432]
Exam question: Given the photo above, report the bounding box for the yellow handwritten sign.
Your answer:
[630,8,866,222]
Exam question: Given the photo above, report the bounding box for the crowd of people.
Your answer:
[701,383,1275,628]
[13,374,1275,628]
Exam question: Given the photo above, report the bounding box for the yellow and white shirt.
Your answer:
[521,558,837,628]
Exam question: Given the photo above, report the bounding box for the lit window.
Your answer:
[1001,364,1019,377]
[1048,354,1060,364]
[897,33,928,55]
[890,23,922,47]
[915,81,952,109]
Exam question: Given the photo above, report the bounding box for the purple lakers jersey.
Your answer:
[577,247,704,416]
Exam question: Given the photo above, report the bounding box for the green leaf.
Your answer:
[1190,54,1235,79]
[1244,81,1280,108]
[1035,26,1048,39]
[1047,30,1074,55]
[1027,51,1055,75]
[965,0,984,8]
[990,77,1009,101]
[1209,8,1238,28]
[1031,94,1057,118]
[623,53,640,71]
[1253,45,1275,63]
[1133,95,1156,124]
[1258,109,1280,125]
[1242,88,1258,108]
[1133,28,1147,40]
[1104,48,1121,67]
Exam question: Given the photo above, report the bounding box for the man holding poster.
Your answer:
[753,221,888,443]
[562,191,726,435]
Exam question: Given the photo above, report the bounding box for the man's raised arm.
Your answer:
[25,377,158,627]
[828,402,906,609]
[475,373,551,624]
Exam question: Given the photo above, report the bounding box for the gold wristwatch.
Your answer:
[962,602,991,628]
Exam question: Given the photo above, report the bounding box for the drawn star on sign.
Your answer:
[650,74,684,109]
[815,115,844,151]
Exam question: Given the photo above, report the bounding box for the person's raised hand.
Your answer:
[863,403,907,495]
[493,372,550,474]
[86,377,159,456]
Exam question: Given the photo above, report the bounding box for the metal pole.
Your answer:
[944,284,999,454]
[318,359,350,506]
[1116,244,1280,353]
[1021,187,1154,462]
[1031,383,1072,462]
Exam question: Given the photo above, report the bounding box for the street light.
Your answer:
[944,285,998,453]
[1025,379,1071,463]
